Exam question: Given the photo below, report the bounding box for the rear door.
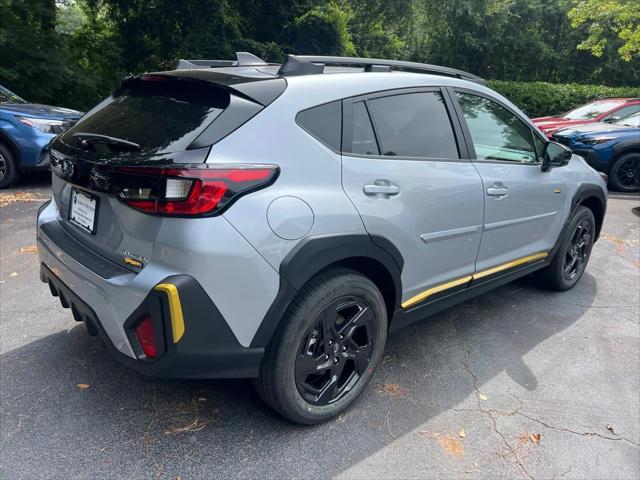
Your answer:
[451,89,567,273]
[341,88,485,309]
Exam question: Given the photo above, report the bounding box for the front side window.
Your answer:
[615,111,640,128]
[456,92,537,163]
[366,92,459,158]
[607,104,640,122]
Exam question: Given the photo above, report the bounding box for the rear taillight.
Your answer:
[113,164,278,216]
[135,315,157,359]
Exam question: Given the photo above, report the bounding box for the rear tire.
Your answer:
[255,268,388,424]
[608,153,640,192]
[536,206,595,291]
[0,142,20,189]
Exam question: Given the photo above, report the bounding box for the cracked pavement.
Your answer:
[1,174,639,479]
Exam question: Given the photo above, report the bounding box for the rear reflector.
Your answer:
[135,315,157,359]
[114,164,278,216]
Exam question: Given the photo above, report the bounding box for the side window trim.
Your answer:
[447,86,548,165]
[341,86,470,162]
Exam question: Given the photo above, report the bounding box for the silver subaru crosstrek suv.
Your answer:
[37,53,607,424]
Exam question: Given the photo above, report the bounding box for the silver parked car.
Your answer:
[37,53,607,424]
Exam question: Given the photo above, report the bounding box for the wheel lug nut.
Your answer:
[329,340,333,345]
[325,355,329,360]
[342,346,346,351]
[339,335,344,340]
[334,358,339,364]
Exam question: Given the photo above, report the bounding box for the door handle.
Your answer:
[486,183,509,197]
[363,180,400,197]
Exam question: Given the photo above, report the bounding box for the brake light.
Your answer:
[135,315,157,359]
[114,164,278,216]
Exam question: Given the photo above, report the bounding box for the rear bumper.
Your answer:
[40,264,264,378]
[37,200,265,379]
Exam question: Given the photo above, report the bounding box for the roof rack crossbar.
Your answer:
[278,55,484,83]
[176,52,268,70]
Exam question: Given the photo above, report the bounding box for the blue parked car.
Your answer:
[0,85,83,188]
[552,112,640,192]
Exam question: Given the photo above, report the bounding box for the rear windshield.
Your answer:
[60,76,229,155]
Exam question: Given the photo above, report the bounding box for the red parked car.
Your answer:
[533,97,640,138]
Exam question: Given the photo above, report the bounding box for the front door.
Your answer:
[341,88,485,309]
[452,90,567,273]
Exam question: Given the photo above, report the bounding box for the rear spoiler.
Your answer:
[176,52,268,70]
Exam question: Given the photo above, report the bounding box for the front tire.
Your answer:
[0,142,20,189]
[537,206,595,291]
[608,153,640,192]
[256,268,388,424]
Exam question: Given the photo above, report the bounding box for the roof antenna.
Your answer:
[278,55,324,76]
[235,52,267,66]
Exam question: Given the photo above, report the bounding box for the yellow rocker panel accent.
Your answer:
[471,252,548,280]
[153,283,185,343]
[401,252,549,310]
[402,275,472,309]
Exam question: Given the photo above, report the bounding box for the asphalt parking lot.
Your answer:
[1,173,639,479]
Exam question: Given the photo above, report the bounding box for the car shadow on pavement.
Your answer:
[0,272,598,479]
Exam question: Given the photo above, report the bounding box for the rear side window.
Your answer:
[296,101,341,151]
[61,76,229,155]
[351,101,379,155]
[367,92,459,158]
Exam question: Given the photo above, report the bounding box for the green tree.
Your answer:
[285,1,356,55]
[569,0,640,61]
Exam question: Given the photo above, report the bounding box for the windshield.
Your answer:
[0,85,26,104]
[563,100,623,120]
[60,76,229,156]
[614,112,640,128]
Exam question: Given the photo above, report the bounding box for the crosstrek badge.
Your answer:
[123,257,143,268]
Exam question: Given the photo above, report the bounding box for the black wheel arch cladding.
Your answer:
[571,184,606,240]
[250,234,403,348]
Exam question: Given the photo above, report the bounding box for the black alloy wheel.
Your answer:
[536,206,595,291]
[0,149,6,180]
[563,218,592,281]
[615,156,640,190]
[255,268,387,424]
[609,153,640,192]
[0,143,19,189]
[295,296,375,406]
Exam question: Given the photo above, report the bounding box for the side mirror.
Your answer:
[603,116,619,123]
[541,141,572,172]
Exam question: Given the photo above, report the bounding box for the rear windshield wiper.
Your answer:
[73,132,141,152]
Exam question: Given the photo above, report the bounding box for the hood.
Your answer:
[554,121,638,139]
[0,103,83,120]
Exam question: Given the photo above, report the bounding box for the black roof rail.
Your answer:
[278,55,484,83]
[176,52,268,70]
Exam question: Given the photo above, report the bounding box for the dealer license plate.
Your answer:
[69,188,98,234]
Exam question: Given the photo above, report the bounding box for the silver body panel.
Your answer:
[37,70,607,357]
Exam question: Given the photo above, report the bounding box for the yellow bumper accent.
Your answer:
[471,252,548,280]
[153,283,185,343]
[401,275,472,309]
[401,251,549,310]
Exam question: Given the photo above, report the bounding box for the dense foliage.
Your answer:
[488,80,640,117]
[1,0,638,112]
